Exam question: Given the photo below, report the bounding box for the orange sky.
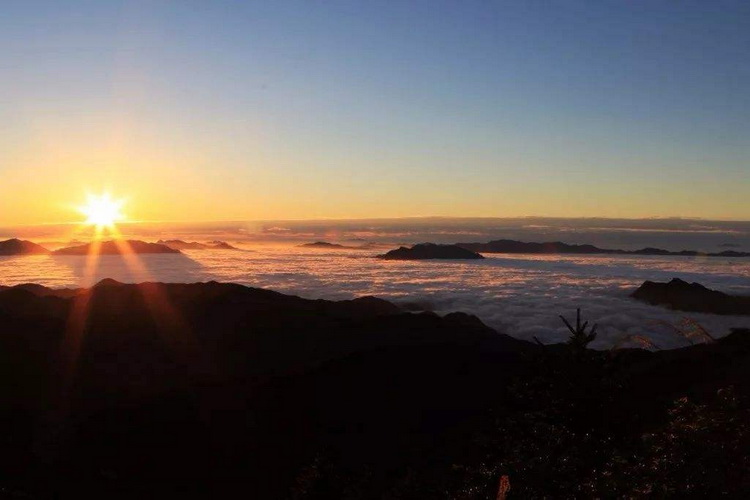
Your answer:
[3,2,750,226]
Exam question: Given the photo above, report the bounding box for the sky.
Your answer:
[2,0,749,225]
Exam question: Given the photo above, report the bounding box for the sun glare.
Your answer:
[78,193,126,228]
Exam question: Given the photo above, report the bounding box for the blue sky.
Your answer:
[2,1,749,223]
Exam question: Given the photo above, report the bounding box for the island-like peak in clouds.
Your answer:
[0,238,50,255]
[632,278,750,316]
[299,241,351,249]
[54,240,180,255]
[157,239,238,250]
[457,239,750,257]
[379,243,484,260]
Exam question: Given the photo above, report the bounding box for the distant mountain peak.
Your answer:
[379,243,484,260]
[0,238,50,255]
[53,240,180,255]
[94,278,125,288]
[457,239,750,258]
[632,278,750,315]
[157,239,238,250]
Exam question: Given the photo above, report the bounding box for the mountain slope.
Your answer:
[0,238,50,255]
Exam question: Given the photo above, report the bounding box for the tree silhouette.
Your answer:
[560,308,598,349]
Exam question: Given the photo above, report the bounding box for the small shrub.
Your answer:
[560,308,598,349]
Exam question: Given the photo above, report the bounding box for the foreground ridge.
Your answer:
[0,281,747,498]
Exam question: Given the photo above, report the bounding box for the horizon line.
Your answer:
[3,214,750,228]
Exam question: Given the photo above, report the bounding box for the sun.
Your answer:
[78,193,126,228]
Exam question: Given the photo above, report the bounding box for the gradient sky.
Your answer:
[2,0,749,225]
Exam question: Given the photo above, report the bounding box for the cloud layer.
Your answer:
[2,248,749,349]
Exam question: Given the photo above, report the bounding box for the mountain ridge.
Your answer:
[379,243,485,260]
[457,238,750,257]
[0,238,50,255]
[0,280,747,497]
[53,240,181,255]
[632,278,750,315]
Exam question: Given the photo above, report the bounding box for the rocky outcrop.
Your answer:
[632,278,750,315]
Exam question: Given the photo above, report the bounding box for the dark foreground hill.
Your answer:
[458,238,750,257]
[632,278,750,315]
[54,240,180,255]
[0,238,50,255]
[0,281,748,498]
[379,243,485,260]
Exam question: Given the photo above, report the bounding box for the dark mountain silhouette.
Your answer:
[157,239,238,250]
[299,241,390,250]
[714,250,750,257]
[54,240,180,255]
[459,239,605,254]
[0,282,79,298]
[457,238,750,257]
[632,278,750,315]
[0,238,50,255]
[206,240,237,250]
[379,243,484,260]
[299,241,352,249]
[0,281,748,497]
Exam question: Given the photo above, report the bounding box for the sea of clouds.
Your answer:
[3,247,749,350]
